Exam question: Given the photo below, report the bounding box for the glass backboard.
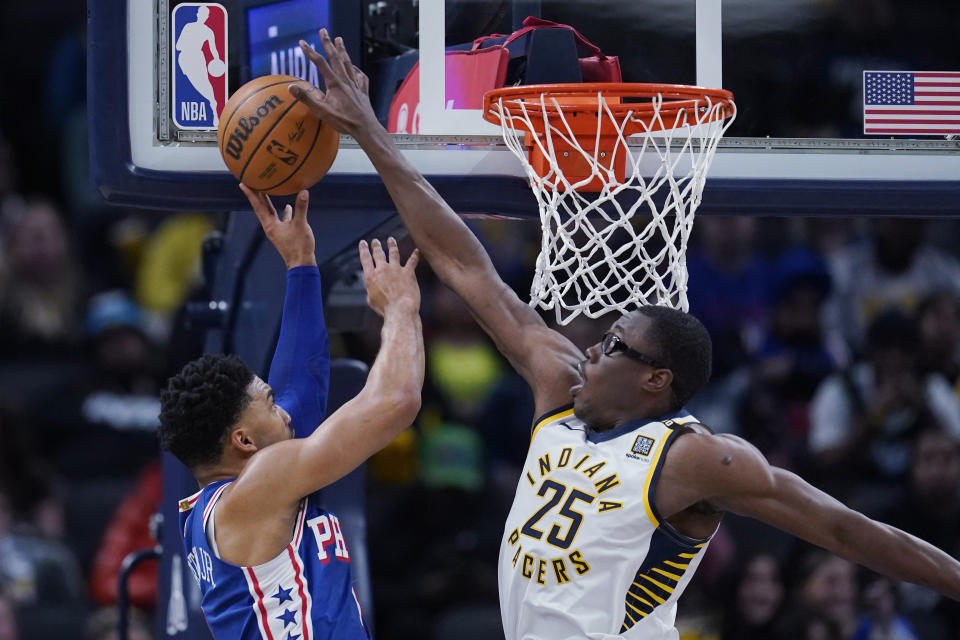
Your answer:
[89,0,960,215]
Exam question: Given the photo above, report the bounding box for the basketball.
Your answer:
[217,75,339,195]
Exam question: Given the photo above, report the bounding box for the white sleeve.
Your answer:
[808,376,854,453]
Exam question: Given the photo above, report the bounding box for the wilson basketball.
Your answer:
[217,75,339,195]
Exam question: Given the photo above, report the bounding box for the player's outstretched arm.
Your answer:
[233,238,423,510]
[660,433,960,600]
[290,30,582,415]
[242,186,331,434]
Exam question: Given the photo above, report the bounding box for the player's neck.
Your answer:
[612,397,675,429]
[194,463,244,488]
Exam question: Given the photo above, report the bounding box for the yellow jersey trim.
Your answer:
[530,407,576,443]
[641,429,673,527]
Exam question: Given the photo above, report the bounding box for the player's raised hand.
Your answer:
[240,185,317,268]
[291,29,379,139]
[358,238,420,318]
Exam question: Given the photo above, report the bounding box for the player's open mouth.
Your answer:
[570,361,586,396]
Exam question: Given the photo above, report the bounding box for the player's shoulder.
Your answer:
[665,429,763,469]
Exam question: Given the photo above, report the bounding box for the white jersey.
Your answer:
[498,405,713,640]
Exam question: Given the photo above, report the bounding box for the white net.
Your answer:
[488,87,736,324]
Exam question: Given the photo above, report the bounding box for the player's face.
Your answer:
[573,314,664,430]
[244,376,293,448]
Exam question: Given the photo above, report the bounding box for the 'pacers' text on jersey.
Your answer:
[498,406,713,640]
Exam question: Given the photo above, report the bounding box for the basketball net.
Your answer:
[485,84,736,324]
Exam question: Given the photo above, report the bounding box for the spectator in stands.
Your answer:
[789,550,858,639]
[49,291,161,479]
[735,248,843,471]
[808,309,960,499]
[719,552,786,640]
[0,196,86,357]
[88,460,161,610]
[134,211,214,340]
[0,593,18,640]
[686,216,769,377]
[915,291,960,390]
[827,219,960,351]
[0,484,86,637]
[878,427,960,639]
[423,284,504,423]
[853,575,920,640]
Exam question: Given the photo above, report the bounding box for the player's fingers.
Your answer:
[387,237,400,265]
[240,183,275,227]
[370,238,386,268]
[318,29,342,77]
[320,29,353,78]
[358,240,374,280]
[293,190,309,224]
[405,248,421,271]
[281,204,293,223]
[289,82,325,112]
[260,192,279,217]
[352,65,370,93]
[299,38,336,85]
[333,36,355,80]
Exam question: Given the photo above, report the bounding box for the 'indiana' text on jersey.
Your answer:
[498,406,713,640]
[179,480,370,640]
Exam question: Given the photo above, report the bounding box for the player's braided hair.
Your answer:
[635,306,712,410]
[159,354,255,470]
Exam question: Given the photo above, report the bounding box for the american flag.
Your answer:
[863,71,960,136]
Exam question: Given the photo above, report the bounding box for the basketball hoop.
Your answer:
[482,83,736,324]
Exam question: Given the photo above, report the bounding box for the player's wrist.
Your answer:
[350,115,390,147]
[382,298,420,316]
[285,255,318,269]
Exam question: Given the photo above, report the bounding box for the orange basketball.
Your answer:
[217,75,339,195]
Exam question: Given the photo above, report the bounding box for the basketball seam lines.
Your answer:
[219,79,296,157]
[259,118,325,193]
[238,99,307,183]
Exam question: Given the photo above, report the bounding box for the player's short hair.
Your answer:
[159,354,255,470]
[634,306,712,410]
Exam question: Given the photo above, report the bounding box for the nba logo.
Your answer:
[172,3,228,130]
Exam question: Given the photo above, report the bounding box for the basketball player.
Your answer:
[175,5,223,125]
[159,187,423,639]
[293,31,960,639]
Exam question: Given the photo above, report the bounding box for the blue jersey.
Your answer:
[179,480,370,640]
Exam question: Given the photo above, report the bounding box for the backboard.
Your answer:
[89,0,960,216]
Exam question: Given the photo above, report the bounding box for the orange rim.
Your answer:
[483,83,735,135]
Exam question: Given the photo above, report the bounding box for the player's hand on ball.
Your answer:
[358,238,420,317]
[241,185,317,268]
[292,29,378,138]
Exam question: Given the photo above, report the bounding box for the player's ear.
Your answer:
[639,367,673,396]
[229,426,259,454]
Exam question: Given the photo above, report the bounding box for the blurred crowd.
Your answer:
[2,1,960,640]
[360,214,960,640]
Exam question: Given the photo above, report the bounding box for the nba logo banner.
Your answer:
[172,3,228,130]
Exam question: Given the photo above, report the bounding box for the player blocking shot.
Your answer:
[158,186,423,640]
[291,30,960,639]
